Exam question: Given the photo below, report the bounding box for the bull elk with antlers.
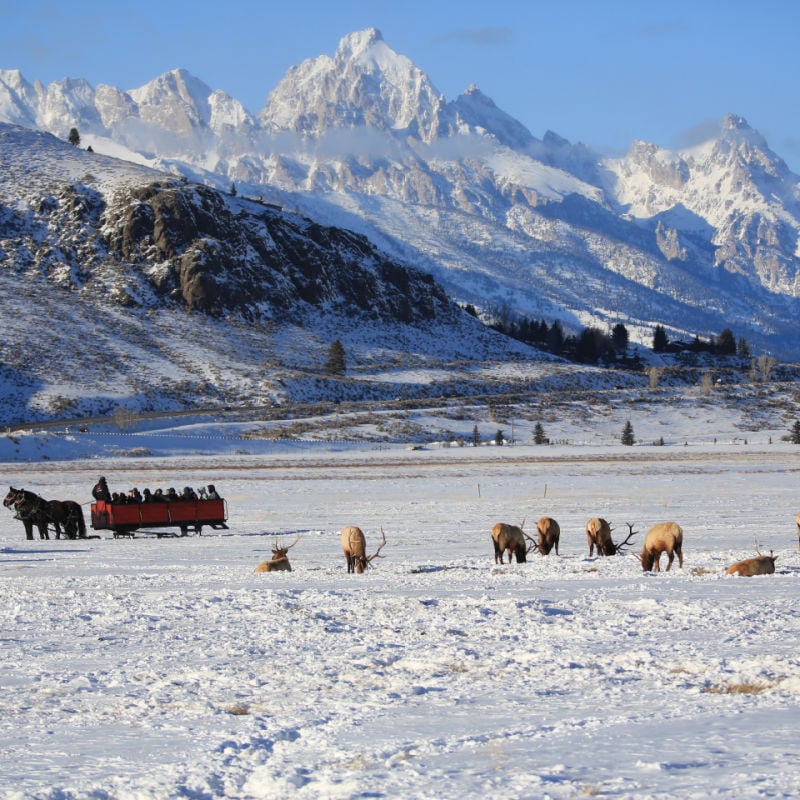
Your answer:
[726,541,778,576]
[341,526,387,573]
[254,534,300,573]
[640,522,683,572]
[491,522,527,564]
[586,518,637,557]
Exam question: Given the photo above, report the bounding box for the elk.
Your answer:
[341,526,387,573]
[586,518,637,557]
[726,552,778,577]
[536,516,560,555]
[254,534,300,573]
[491,522,527,564]
[640,522,683,572]
[796,512,800,552]
[726,540,778,577]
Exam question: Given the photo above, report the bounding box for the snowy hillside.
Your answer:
[2,29,798,359]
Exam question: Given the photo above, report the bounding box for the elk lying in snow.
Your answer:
[491,522,527,564]
[536,516,560,555]
[586,518,637,557]
[726,542,778,576]
[796,512,800,552]
[726,552,778,577]
[254,534,300,573]
[640,522,683,572]
[341,526,387,573]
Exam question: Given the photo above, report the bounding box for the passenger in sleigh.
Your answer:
[92,476,111,502]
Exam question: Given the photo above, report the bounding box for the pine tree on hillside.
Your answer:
[652,325,668,353]
[791,420,800,445]
[68,127,80,147]
[533,422,548,445]
[621,420,635,446]
[324,339,346,375]
[612,323,629,352]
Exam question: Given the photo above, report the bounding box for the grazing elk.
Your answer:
[341,526,387,573]
[640,522,683,572]
[254,534,300,573]
[491,522,527,564]
[586,518,637,557]
[536,516,560,555]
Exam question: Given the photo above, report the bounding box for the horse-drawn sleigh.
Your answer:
[90,497,228,538]
[5,485,228,539]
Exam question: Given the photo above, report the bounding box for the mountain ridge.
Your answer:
[1,29,799,360]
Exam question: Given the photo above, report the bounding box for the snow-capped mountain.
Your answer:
[1,28,800,359]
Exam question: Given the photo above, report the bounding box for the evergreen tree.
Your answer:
[737,337,751,358]
[621,420,635,446]
[791,420,800,445]
[533,422,548,445]
[611,323,629,352]
[68,127,80,147]
[494,429,505,446]
[324,339,346,375]
[471,424,480,447]
[547,320,564,354]
[229,182,237,196]
[652,325,668,352]
[715,328,736,355]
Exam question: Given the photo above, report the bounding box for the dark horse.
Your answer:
[4,487,50,540]
[4,487,86,540]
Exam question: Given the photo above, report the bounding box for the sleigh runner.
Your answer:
[90,498,228,538]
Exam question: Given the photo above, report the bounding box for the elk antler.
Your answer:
[616,522,638,554]
[366,528,387,567]
[524,531,540,554]
[284,533,301,551]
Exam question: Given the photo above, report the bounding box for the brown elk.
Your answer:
[254,535,300,573]
[586,518,637,557]
[640,522,683,572]
[536,516,560,555]
[796,512,800,552]
[341,526,387,573]
[726,541,778,576]
[726,553,778,577]
[491,522,527,564]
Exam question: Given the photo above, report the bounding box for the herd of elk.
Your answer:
[249,514,796,577]
[253,535,300,572]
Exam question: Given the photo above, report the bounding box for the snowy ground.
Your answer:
[2,439,800,799]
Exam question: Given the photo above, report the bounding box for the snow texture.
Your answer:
[1,427,800,799]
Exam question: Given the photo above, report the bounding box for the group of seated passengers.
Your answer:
[92,477,220,503]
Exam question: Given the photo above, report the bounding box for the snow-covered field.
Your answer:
[2,439,800,799]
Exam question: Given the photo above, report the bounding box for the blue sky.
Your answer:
[3,0,799,170]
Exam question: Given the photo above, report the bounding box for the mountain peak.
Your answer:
[336,28,384,58]
[722,113,749,131]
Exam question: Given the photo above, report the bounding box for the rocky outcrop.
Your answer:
[101,181,452,320]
